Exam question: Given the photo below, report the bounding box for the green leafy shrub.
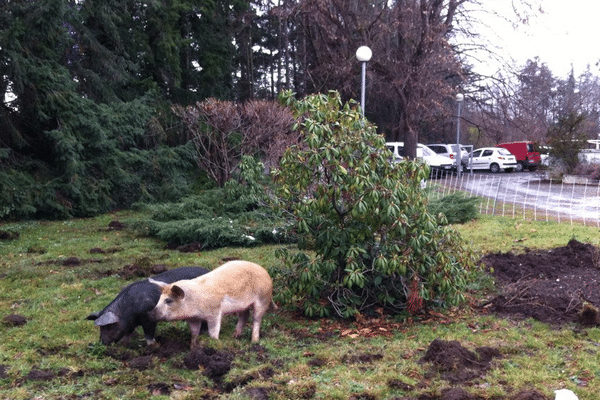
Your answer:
[272,90,478,318]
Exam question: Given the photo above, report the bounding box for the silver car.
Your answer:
[468,147,518,173]
[428,143,470,172]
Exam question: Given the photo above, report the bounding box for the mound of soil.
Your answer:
[405,238,597,399]
[165,241,204,252]
[482,239,600,326]
[0,230,19,240]
[419,339,501,384]
[108,220,127,230]
[183,347,234,379]
[3,314,27,326]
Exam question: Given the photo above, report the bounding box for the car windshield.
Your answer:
[497,148,512,156]
[420,146,434,157]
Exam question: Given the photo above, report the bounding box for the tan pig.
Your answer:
[149,260,273,348]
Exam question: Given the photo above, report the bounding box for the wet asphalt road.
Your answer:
[442,170,600,223]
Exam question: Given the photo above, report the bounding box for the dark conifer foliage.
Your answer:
[0,0,206,219]
[1,0,478,220]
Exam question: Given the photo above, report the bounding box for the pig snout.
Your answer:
[86,311,127,345]
[147,305,164,321]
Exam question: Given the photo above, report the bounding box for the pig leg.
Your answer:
[251,300,270,342]
[234,308,250,338]
[141,320,158,346]
[206,315,222,341]
[187,319,204,349]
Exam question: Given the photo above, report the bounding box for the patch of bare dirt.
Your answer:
[419,339,501,384]
[0,230,19,240]
[3,314,27,326]
[165,241,204,252]
[91,263,169,280]
[482,238,600,327]
[182,347,234,379]
[107,220,127,230]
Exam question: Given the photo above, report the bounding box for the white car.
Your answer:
[386,142,453,174]
[468,147,518,172]
[427,143,471,172]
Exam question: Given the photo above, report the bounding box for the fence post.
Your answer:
[492,176,502,216]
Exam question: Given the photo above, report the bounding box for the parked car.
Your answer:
[495,141,541,172]
[468,147,518,172]
[427,143,470,172]
[386,142,453,174]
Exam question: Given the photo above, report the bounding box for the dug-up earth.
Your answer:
[3,219,600,399]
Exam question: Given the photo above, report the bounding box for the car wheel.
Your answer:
[515,162,524,172]
[490,163,500,173]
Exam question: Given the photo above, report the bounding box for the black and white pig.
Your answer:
[86,266,209,345]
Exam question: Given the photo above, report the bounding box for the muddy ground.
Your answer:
[4,222,600,399]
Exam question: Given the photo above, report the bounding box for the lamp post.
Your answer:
[356,46,372,115]
[455,93,464,177]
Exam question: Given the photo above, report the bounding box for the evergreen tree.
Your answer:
[74,0,147,103]
[0,0,76,160]
[0,0,197,219]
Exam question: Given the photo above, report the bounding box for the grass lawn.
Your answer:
[1,210,599,399]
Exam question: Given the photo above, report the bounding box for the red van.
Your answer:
[495,141,541,172]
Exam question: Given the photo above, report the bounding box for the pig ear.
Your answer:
[86,311,100,321]
[171,285,185,300]
[94,311,119,327]
[148,278,167,288]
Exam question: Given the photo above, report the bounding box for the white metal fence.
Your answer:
[428,171,600,226]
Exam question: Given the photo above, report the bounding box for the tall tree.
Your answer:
[278,0,466,159]
[0,0,198,219]
[575,67,600,139]
[513,59,556,141]
[74,0,144,103]
[469,60,600,147]
[475,59,556,145]
[378,0,465,158]
[177,0,241,102]
[0,0,76,160]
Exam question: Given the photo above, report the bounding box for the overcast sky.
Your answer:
[469,0,600,79]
